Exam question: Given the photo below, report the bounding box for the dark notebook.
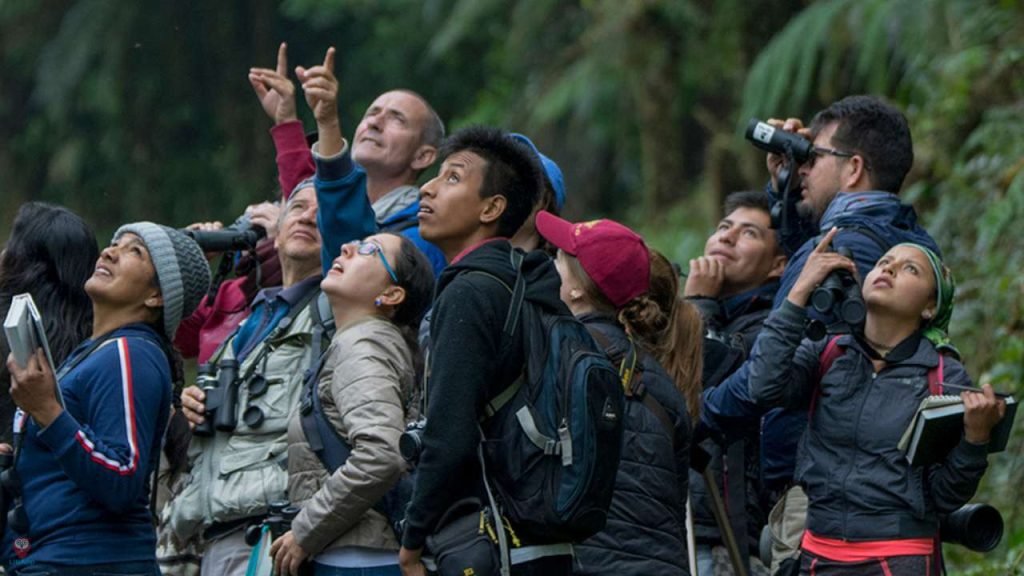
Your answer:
[899,394,1018,467]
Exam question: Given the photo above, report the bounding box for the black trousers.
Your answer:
[799,550,936,576]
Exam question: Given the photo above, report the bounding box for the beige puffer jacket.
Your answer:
[287,316,414,556]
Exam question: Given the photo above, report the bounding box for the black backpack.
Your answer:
[473,250,625,544]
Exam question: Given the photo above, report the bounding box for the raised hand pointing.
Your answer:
[249,42,298,126]
[297,47,343,156]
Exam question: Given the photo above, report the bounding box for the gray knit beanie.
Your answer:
[112,222,211,340]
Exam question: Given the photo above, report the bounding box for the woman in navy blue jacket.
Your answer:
[536,212,702,576]
[748,227,1005,575]
[4,222,209,576]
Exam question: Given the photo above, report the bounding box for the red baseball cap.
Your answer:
[535,211,650,308]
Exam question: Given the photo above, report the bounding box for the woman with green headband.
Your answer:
[747,227,1006,576]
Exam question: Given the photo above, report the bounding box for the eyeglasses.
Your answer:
[354,240,399,284]
[807,146,855,168]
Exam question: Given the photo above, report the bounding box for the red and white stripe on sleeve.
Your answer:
[72,337,140,476]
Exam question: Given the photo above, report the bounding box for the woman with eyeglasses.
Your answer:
[269,233,435,576]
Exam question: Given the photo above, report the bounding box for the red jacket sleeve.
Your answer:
[271,120,316,200]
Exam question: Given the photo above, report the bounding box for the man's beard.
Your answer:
[796,199,817,224]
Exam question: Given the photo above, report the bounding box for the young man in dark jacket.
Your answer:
[685,190,786,575]
[398,126,573,576]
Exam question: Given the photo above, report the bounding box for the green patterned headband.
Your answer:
[893,243,957,356]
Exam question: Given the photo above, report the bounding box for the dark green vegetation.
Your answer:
[2,0,1023,571]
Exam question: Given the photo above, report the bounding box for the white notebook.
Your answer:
[4,293,62,406]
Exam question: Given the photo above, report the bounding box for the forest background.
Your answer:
[2,0,1023,571]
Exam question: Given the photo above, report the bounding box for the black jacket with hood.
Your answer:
[400,239,568,550]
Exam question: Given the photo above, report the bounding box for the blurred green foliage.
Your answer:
[2,0,1024,569]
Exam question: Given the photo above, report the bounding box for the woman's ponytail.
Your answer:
[621,251,703,422]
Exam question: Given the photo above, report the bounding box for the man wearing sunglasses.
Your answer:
[698,95,944,572]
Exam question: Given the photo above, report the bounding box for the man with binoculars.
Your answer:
[162,186,326,576]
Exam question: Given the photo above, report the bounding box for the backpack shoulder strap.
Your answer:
[464,249,526,339]
[587,326,675,439]
[586,326,640,392]
[309,290,335,364]
[811,336,845,415]
[928,353,944,395]
[817,336,845,381]
[465,251,528,419]
[296,289,347,475]
[298,350,351,473]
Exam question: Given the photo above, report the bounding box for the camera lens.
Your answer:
[399,430,423,463]
[941,503,1003,552]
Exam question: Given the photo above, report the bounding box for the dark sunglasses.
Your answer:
[807,145,855,168]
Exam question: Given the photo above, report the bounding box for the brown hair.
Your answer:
[566,250,703,420]
[619,251,703,421]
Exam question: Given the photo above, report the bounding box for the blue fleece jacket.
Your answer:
[3,324,171,569]
[701,191,940,490]
[313,148,447,277]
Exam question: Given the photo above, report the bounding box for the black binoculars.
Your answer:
[182,221,266,253]
[192,358,241,437]
[193,358,274,436]
[807,246,866,339]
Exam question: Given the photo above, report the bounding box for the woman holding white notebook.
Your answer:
[3,222,209,576]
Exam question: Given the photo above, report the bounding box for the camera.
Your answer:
[810,246,866,329]
[399,419,427,464]
[191,358,241,437]
[182,216,266,253]
[745,119,813,164]
[244,500,301,546]
[941,503,1003,552]
[745,118,815,236]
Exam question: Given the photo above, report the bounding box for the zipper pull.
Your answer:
[558,421,573,467]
